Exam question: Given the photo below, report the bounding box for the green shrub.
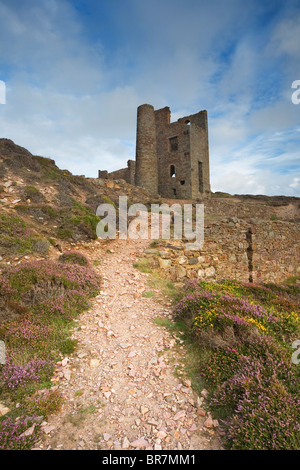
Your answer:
[57,227,74,240]
[0,214,49,256]
[24,390,63,418]
[23,186,46,203]
[59,251,89,266]
[58,338,78,355]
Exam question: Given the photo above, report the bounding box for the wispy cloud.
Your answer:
[0,0,299,196]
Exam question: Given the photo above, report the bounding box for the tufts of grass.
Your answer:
[66,405,97,426]
[148,271,176,299]
[142,291,155,298]
[153,315,209,395]
[211,191,232,198]
[59,251,89,267]
[153,317,174,329]
[16,199,100,242]
[133,257,152,273]
[23,389,63,418]
[57,227,74,240]
[58,338,78,355]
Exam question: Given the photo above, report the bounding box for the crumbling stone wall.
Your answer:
[251,221,300,282]
[98,160,135,185]
[145,217,300,284]
[98,170,109,179]
[205,199,281,220]
[155,107,193,199]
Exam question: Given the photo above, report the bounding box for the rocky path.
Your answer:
[39,238,221,450]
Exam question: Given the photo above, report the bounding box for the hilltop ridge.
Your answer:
[0,138,299,271]
[0,139,158,262]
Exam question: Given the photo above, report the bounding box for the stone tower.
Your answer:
[135,104,210,198]
[134,104,159,195]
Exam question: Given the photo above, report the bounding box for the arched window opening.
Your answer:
[170,165,176,178]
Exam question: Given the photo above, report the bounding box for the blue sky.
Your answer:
[0,0,299,196]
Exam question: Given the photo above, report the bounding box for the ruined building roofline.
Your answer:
[154,105,207,121]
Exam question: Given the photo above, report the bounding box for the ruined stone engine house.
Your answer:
[98,104,211,199]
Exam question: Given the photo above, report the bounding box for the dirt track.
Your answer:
[40,238,221,450]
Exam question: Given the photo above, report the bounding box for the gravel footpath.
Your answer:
[39,238,222,450]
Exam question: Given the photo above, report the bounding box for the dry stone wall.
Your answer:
[92,176,300,284]
[252,221,300,282]
[146,215,300,284]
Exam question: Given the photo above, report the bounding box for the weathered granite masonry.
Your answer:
[135,104,159,194]
[92,177,299,283]
[145,217,300,284]
[99,104,211,199]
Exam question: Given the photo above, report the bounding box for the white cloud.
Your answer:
[0,0,299,195]
[0,81,141,175]
[290,177,300,189]
[271,13,300,61]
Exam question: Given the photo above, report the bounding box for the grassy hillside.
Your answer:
[0,140,105,448]
[0,138,158,259]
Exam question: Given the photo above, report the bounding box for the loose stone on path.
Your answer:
[39,238,221,451]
